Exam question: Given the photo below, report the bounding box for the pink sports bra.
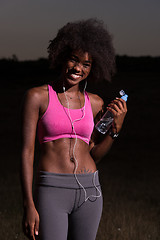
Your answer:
[37,84,94,145]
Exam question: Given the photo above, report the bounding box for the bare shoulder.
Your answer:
[87,92,104,118]
[24,84,48,106]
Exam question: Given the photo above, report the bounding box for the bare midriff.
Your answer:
[38,138,97,174]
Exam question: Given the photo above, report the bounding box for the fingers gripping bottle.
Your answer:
[95,90,128,134]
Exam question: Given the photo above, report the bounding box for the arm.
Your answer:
[90,130,114,163]
[90,96,127,163]
[20,88,40,240]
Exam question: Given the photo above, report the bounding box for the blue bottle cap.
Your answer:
[121,94,128,102]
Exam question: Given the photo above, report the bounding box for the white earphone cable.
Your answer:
[63,86,101,201]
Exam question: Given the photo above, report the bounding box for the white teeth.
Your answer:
[70,74,81,79]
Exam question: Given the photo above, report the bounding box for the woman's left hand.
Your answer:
[107,97,127,133]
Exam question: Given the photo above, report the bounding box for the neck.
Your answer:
[63,85,80,94]
[54,77,81,95]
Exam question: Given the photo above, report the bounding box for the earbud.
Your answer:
[63,86,65,92]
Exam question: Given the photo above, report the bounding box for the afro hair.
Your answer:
[48,18,116,82]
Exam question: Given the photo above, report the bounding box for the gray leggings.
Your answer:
[34,171,103,240]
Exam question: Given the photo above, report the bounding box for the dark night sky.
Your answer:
[0,0,160,60]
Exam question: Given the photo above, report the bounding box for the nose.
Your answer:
[73,62,82,72]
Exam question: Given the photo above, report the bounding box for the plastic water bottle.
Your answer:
[95,90,128,134]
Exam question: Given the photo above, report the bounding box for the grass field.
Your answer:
[0,71,160,240]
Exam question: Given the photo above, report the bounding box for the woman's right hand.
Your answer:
[23,204,39,240]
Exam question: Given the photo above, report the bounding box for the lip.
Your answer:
[68,73,82,80]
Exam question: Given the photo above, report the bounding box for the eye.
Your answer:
[68,56,77,63]
[83,64,91,68]
[70,58,76,63]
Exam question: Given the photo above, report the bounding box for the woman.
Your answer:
[21,19,127,240]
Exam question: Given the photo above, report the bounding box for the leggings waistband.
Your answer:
[36,170,100,189]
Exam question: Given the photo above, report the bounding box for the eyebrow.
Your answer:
[71,54,92,63]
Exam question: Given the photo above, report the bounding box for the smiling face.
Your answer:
[63,49,92,87]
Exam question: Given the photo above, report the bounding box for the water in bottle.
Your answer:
[95,90,128,134]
